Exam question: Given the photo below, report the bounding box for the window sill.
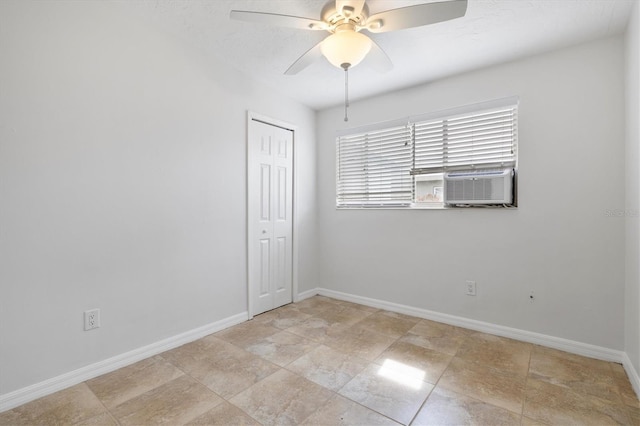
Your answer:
[335,204,517,210]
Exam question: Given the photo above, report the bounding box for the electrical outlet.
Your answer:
[466,280,476,296]
[84,309,100,331]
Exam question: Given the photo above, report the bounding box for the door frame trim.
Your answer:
[246,111,299,319]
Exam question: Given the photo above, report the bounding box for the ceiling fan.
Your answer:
[230,0,468,119]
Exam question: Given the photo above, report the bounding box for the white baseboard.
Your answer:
[622,352,640,399]
[296,287,320,302]
[317,288,627,364]
[0,312,248,413]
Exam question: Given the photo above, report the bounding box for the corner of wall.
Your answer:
[625,0,640,387]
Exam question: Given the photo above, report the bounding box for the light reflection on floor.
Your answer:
[377,358,426,390]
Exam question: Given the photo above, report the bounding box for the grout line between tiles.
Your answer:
[519,343,534,425]
[76,382,121,426]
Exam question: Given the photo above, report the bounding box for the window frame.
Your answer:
[335,96,519,209]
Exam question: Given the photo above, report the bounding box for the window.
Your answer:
[336,124,413,207]
[336,97,518,208]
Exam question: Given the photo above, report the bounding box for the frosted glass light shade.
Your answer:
[321,30,372,69]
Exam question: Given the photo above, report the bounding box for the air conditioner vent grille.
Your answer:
[444,169,513,205]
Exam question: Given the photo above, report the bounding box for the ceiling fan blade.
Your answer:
[367,40,393,73]
[284,41,324,75]
[364,0,467,33]
[336,0,365,18]
[230,10,329,31]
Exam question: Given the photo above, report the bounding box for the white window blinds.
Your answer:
[413,120,445,173]
[336,97,518,208]
[413,105,518,174]
[336,124,413,207]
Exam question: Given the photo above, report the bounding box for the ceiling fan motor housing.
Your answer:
[321,1,369,31]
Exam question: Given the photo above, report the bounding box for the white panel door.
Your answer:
[248,119,293,316]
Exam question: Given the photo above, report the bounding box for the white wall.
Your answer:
[0,0,317,395]
[316,36,626,350]
[625,1,640,376]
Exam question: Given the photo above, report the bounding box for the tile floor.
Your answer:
[1,296,638,425]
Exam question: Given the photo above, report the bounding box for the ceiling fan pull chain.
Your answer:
[343,64,349,122]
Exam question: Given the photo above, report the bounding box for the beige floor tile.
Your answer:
[438,357,525,414]
[455,332,532,376]
[401,319,471,356]
[523,378,631,425]
[301,394,401,425]
[73,412,118,425]
[611,363,640,407]
[294,296,341,315]
[380,310,422,324]
[332,299,380,313]
[230,369,334,426]
[287,345,369,391]
[627,405,639,425]
[297,295,342,307]
[323,326,398,361]
[352,311,420,338]
[412,386,521,426]
[286,316,352,343]
[244,330,319,367]
[215,321,281,348]
[110,375,221,425]
[186,400,260,425]
[309,302,350,318]
[375,340,452,385]
[86,355,184,409]
[530,345,611,369]
[160,335,279,398]
[252,305,313,329]
[338,363,433,425]
[529,345,621,404]
[312,305,374,327]
[0,383,106,426]
[521,416,550,425]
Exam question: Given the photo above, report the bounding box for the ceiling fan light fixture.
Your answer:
[320,30,372,69]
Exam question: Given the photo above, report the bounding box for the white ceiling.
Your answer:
[119,0,635,110]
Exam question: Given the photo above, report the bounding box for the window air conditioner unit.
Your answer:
[444,168,514,205]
